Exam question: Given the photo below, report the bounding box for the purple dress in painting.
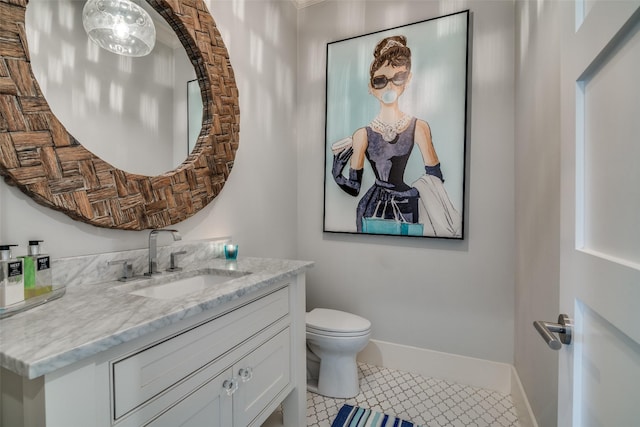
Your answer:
[356,117,420,232]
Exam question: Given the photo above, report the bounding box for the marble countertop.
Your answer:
[0,257,312,379]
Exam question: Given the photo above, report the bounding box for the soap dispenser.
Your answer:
[22,240,52,299]
[0,244,24,308]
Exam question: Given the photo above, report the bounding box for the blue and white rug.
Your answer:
[331,404,423,427]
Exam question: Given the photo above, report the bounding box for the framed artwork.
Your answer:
[323,10,469,239]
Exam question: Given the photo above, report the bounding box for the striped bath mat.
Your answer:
[331,404,423,427]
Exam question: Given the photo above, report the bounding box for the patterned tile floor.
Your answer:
[264,362,520,427]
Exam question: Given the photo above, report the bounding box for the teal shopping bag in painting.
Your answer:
[362,217,403,234]
[401,221,424,236]
[361,198,424,236]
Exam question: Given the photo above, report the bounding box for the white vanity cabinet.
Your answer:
[2,273,306,427]
[111,287,293,427]
[144,328,290,427]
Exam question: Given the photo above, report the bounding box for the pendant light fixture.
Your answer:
[82,0,156,57]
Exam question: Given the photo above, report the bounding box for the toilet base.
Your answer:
[313,353,360,399]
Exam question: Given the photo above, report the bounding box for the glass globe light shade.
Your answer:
[82,0,156,57]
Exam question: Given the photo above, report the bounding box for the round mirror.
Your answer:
[25,0,203,176]
[0,0,239,230]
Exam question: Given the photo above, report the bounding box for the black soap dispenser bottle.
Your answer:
[0,244,24,307]
[22,240,52,299]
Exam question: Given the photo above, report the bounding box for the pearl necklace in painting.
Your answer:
[370,114,411,142]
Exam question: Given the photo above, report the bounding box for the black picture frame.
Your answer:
[323,10,469,239]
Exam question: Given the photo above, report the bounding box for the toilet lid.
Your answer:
[306,308,371,334]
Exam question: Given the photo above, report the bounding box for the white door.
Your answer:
[558,1,640,425]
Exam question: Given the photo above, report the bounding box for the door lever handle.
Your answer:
[533,314,573,350]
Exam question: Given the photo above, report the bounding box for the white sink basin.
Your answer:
[130,272,247,300]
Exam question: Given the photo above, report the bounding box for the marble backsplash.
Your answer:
[52,237,231,288]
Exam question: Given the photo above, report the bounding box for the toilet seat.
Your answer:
[307,327,370,338]
[306,308,371,336]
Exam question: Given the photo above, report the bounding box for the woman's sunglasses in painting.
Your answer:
[370,71,409,90]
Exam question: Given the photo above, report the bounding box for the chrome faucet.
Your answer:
[145,229,182,276]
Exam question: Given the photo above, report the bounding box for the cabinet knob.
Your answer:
[222,378,238,396]
[238,367,253,382]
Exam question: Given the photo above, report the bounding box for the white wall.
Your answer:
[514,1,561,426]
[296,1,516,364]
[0,0,299,261]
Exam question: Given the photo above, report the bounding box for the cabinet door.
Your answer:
[234,328,291,427]
[145,369,233,427]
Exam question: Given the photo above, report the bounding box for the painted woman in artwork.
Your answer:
[332,35,461,237]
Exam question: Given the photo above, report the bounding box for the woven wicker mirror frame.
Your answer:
[0,0,239,230]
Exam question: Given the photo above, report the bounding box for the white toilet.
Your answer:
[306,308,371,398]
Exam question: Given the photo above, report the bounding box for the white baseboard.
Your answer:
[510,366,539,427]
[357,339,512,393]
[357,339,538,426]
